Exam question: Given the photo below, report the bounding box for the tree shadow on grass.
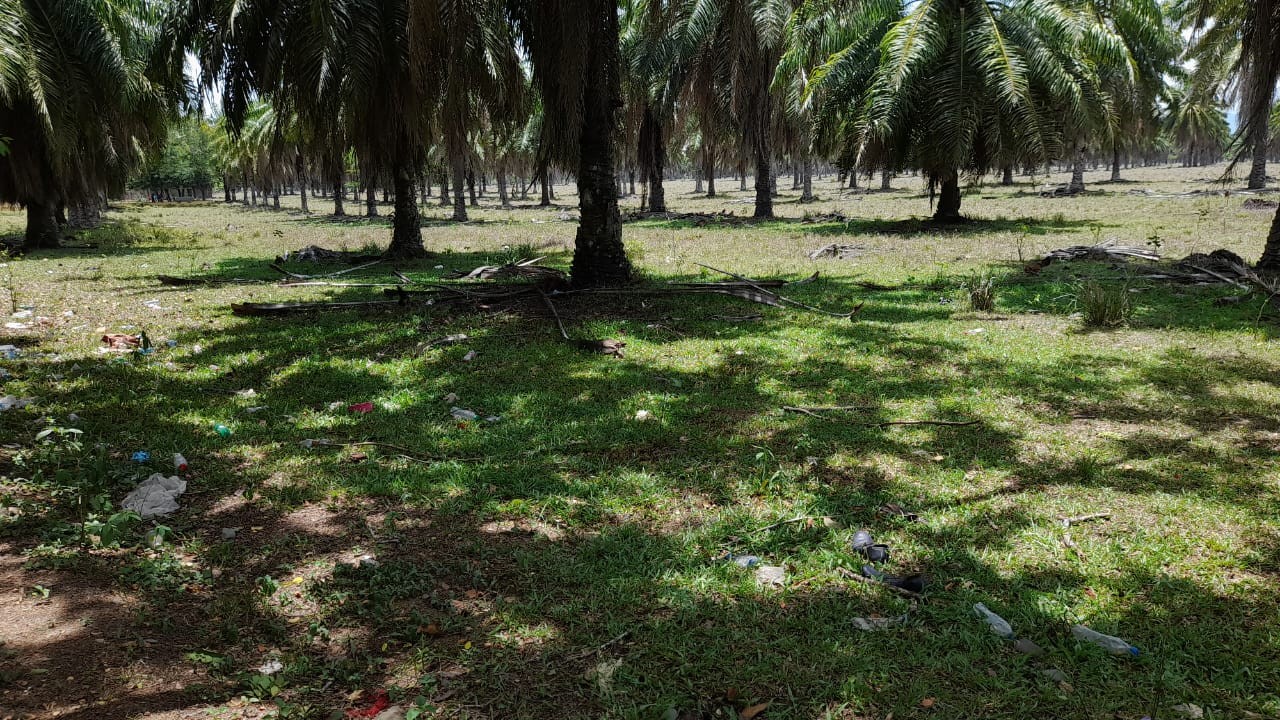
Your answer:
[2,272,1280,717]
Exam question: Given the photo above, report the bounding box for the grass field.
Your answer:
[1,164,1278,720]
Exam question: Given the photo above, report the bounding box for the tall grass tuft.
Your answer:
[1076,280,1131,327]
[965,273,996,312]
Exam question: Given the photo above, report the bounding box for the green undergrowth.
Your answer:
[1,168,1278,719]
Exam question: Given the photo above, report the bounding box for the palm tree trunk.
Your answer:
[1110,142,1122,182]
[880,169,891,191]
[1001,165,1013,185]
[1249,131,1268,189]
[568,0,632,288]
[333,173,346,216]
[298,159,310,213]
[800,156,814,202]
[384,161,425,259]
[467,170,478,207]
[365,184,378,217]
[451,153,468,221]
[497,162,510,208]
[1258,202,1280,272]
[934,172,962,222]
[273,189,280,210]
[539,163,551,206]
[440,172,450,205]
[1069,143,1086,193]
[705,145,716,197]
[753,147,773,219]
[649,133,666,213]
[23,201,60,250]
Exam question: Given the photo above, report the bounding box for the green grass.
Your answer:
[1,164,1279,719]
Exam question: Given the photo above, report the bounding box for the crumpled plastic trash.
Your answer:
[0,344,19,359]
[462,350,478,362]
[450,407,478,421]
[0,395,34,411]
[348,402,374,413]
[121,473,187,519]
[754,564,786,588]
[257,659,284,675]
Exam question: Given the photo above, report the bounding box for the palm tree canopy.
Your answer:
[0,0,174,209]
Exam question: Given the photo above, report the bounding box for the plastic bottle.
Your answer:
[1071,624,1139,656]
[213,423,233,437]
[173,453,188,472]
[973,603,1015,639]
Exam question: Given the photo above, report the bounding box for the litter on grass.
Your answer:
[0,395,34,411]
[121,474,187,519]
[754,565,786,588]
[450,407,478,421]
[973,602,1015,638]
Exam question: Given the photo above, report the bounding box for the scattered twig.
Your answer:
[781,407,977,427]
[307,439,478,464]
[568,631,631,661]
[1059,512,1111,526]
[752,515,842,534]
[538,289,571,340]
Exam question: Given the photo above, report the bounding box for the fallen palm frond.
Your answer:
[230,299,404,316]
[1041,241,1160,265]
[276,245,380,263]
[270,259,383,280]
[157,274,256,286]
[800,212,851,225]
[622,210,747,226]
[1126,188,1274,199]
[693,263,855,318]
[808,243,865,260]
[443,257,568,283]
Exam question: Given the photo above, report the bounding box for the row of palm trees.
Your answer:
[2,0,1278,279]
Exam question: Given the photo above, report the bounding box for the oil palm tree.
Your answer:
[1180,0,1276,188]
[682,0,797,218]
[410,0,525,222]
[1221,0,1280,267]
[810,0,1131,220]
[622,0,685,213]
[178,0,431,258]
[511,0,634,286]
[1165,82,1232,166]
[0,0,176,249]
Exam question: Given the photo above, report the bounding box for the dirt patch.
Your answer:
[0,548,208,719]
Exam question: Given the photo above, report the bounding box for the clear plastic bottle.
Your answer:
[974,603,1015,638]
[173,453,188,472]
[1071,624,1139,656]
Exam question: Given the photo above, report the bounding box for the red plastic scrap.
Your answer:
[346,689,390,718]
[348,402,375,414]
